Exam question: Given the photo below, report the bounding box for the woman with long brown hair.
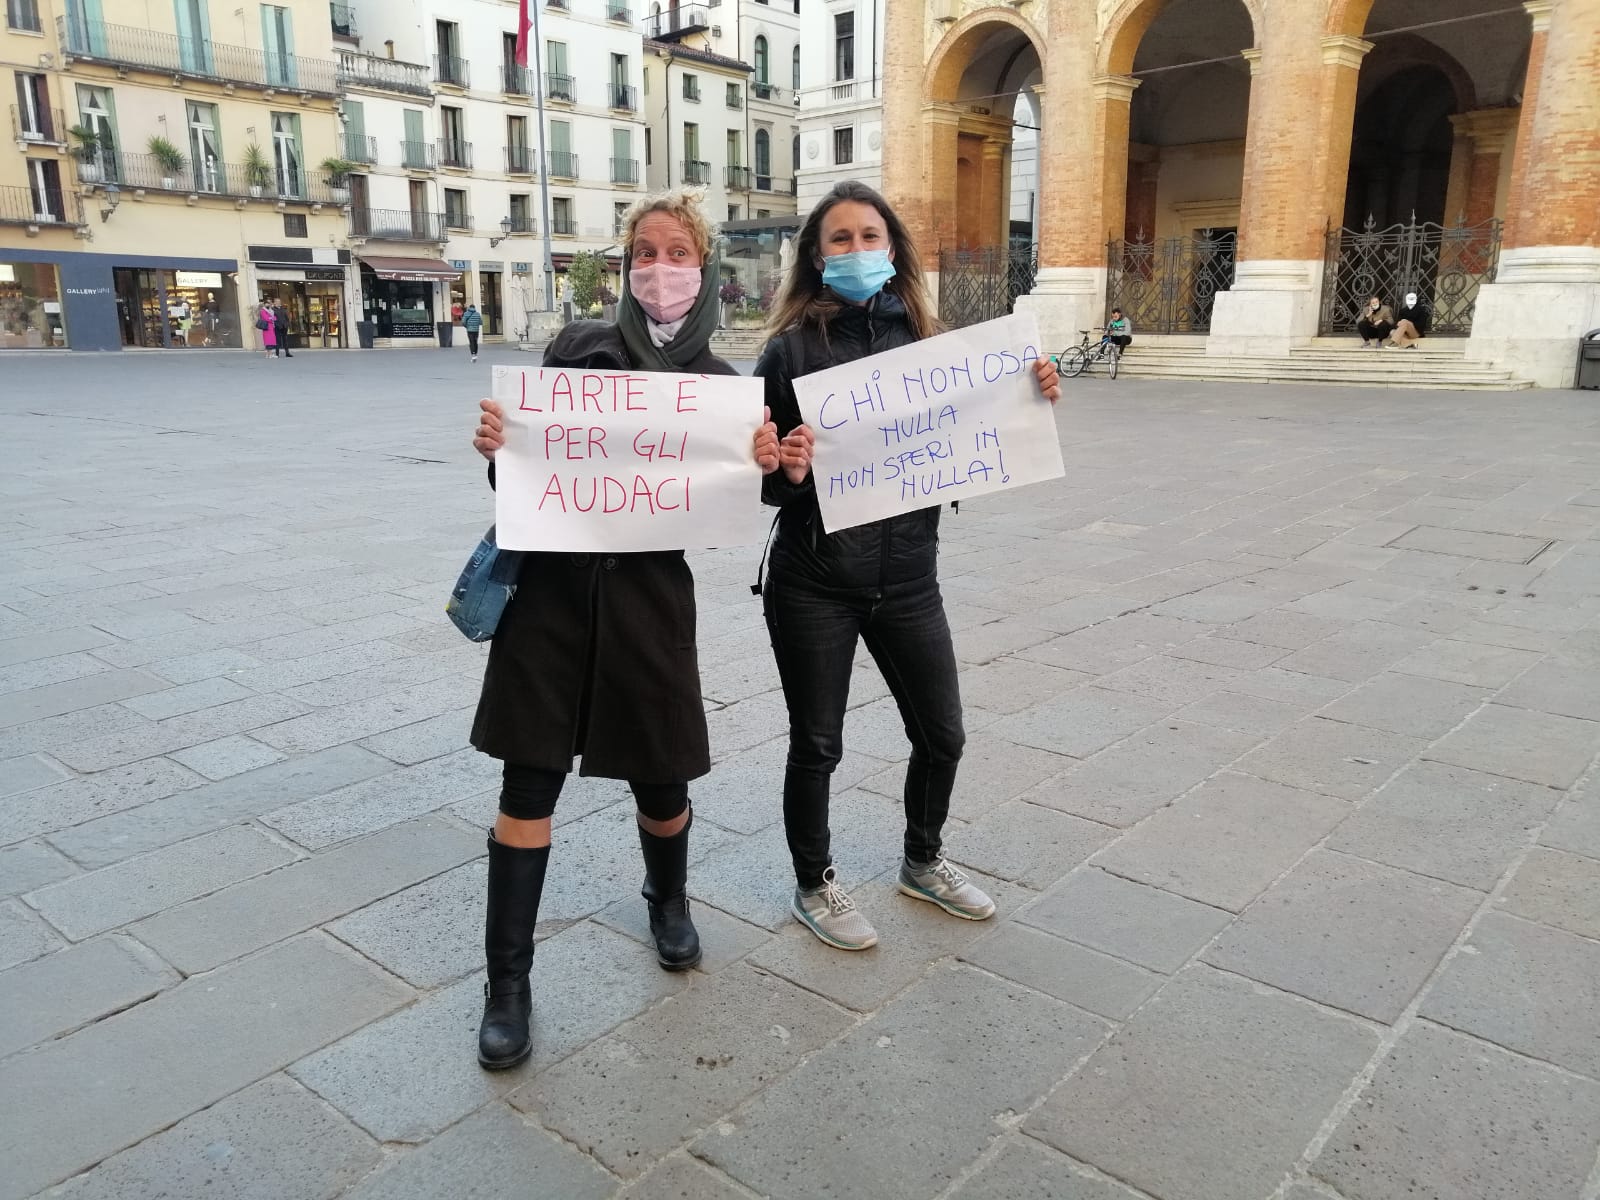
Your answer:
[757,180,1059,950]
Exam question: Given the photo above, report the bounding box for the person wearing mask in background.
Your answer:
[468,188,780,1069]
[1103,307,1133,355]
[1356,296,1394,348]
[463,303,484,363]
[271,301,293,358]
[756,180,1061,951]
[1389,291,1430,348]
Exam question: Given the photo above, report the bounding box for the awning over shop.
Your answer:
[359,255,462,282]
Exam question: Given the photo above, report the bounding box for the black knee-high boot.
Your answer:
[478,834,549,1069]
[638,814,701,971]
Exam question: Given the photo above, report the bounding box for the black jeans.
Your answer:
[764,572,965,889]
[467,330,480,355]
[498,763,687,822]
[1357,319,1394,342]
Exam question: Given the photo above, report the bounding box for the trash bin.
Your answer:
[355,320,376,350]
[1578,329,1600,390]
[436,321,454,348]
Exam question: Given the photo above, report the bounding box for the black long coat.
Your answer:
[469,320,736,783]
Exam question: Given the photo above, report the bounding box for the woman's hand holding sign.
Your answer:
[754,407,781,476]
[779,423,816,485]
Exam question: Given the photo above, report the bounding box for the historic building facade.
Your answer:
[883,0,1600,386]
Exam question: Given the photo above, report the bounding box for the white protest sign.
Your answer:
[491,364,764,552]
[791,312,1064,534]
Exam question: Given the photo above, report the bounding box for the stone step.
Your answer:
[1109,361,1533,390]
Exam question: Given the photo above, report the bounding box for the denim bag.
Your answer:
[446,525,526,642]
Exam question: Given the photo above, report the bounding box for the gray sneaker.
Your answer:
[792,867,878,951]
[898,857,996,920]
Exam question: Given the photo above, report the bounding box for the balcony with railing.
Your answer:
[611,157,639,185]
[547,151,579,179]
[437,138,472,169]
[401,139,436,170]
[58,15,338,95]
[609,83,637,111]
[502,63,533,96]
[0,183,80,226]
[606,3,632,23]
[11,106,65,145]
[445,208,473,231]
[344,132,378,164]
[348,207,447,242]
[551,211,577,236]
[681,159,710,186]
[504,214,536,234]
[725,165,752,191]
[754,173,788,193]
[6,0,43,33]
[75,151,346,203]
[338,52,433,97]
[752,82,784,102]
[643,2,710,40]
[434,54,469,87]
[506,145,535,174]
[726,90,743,110]
[546,73,575,103]
[329,1,356,39]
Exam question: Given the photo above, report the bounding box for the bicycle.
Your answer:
[1055,328,1122,380]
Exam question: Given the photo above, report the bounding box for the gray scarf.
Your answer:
[615,248,722,372]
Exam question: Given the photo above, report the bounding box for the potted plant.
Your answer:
[147,135,187,189]
[68,124,102,182]
[242,141,271,197]
[319,156,355,203]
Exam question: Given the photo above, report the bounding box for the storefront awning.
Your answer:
[359,255,462,282]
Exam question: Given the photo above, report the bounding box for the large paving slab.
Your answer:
[0,934,175,1059]
[696,964,1107,1199]
[1312,1020,1600,1200]
[1026,963,1379,1200]
[0,934,410,1200]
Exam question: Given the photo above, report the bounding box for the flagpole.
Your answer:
[520,0,556,312]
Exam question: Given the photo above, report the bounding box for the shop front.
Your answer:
[246,247,355,349]
[358,256,462,345]
[478,263,504,338]
[0,260,68,350]
[0,249,242,352]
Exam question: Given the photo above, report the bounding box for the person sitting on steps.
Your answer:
[1356,296,1395,347]
[1388,292,1430,348]
[1102,308,1132,354]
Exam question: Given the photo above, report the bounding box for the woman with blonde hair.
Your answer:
[757,180,1060,950]
[470,188,780,1067]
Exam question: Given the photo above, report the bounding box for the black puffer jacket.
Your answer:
[758,293,940,593]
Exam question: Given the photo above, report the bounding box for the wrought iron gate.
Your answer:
[1105,230,1237,335]
[1319,217,1501,337]
[937,241,1037,329]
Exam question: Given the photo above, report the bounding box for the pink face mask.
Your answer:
[629,263,701,323]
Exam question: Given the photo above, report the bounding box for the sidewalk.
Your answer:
[2,349,1598,1199]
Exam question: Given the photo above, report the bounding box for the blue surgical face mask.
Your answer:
[821,249,896,303]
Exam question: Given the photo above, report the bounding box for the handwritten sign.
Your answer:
[490,364,764,553]
[791,313,1064,533]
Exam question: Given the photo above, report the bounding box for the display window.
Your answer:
[360,264,436,338]
[112,268,241,348]
[0,262,68,349]
[256,280,347,349]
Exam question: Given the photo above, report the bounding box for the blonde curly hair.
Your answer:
[619,186,717,262]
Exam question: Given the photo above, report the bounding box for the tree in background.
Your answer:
[565,251,605,313]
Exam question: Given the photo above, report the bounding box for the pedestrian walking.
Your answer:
[756,180,1060,951]
[272,302,293,357]
[256,299,276,359]
[463,303,483,362]
[469,188,780,1069]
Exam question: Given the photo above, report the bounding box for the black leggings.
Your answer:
[498,763,688,823]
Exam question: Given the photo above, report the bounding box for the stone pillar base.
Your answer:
[1466,247,1600,388]
[1014,266,1107,355]
[1206,260,1325,357]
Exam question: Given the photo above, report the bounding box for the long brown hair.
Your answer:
[765,180,941,343]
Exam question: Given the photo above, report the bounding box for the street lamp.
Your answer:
[489,215,513,248]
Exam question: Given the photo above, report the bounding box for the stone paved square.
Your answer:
[3,353,1599,1198]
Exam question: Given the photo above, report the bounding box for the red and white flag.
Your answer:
[514,0,531,67]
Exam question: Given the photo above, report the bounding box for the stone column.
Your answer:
[880,0,927,251]
[1015,0,1103,352]
[979,137,1008,248]
[1208,30,1371,357]
[1467,0,1600,386]
[1447,109,1520,227]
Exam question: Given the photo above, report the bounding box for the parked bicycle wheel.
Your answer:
[1058,347,1090,378]
[1106,346,1118,380]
